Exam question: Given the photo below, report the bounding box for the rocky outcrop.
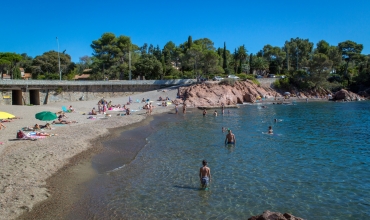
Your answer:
[178,81,279,107]
[248,210,304,220]
[332,89,362,101]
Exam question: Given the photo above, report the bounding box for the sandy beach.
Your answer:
[0,88,179,219]
[0,83,332,219]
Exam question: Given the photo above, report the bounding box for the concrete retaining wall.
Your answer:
[0,79,196,105]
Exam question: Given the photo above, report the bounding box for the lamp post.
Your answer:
[56,37,61,80]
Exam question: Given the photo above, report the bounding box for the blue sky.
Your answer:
[2,0,370,62]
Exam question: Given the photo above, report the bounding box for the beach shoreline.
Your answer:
[0,89,178,219]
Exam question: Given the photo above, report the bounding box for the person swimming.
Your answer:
[268,126,273,134]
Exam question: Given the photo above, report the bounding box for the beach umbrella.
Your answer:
[0,111,15,119]
[35,111,57,121]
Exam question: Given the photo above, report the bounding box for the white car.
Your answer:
[228,75,240,79]
[213,76,224,81]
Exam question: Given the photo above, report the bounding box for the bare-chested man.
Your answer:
[225,129,236,145]
[199,160,211,189]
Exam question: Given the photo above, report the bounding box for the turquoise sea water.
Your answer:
[72,101,370,219]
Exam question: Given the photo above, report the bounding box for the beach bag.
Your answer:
[17,130,24,138]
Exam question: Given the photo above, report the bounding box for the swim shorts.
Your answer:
[227,142,235,144]
[201,177,209,187]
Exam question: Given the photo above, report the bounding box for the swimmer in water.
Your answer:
[203,109,207,116]
[225,129,236,144]
[199,160,211,189]
[268,126,273,134]
[214,110,217,116]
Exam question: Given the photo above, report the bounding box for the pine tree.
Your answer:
[223,42,228,69]
[249,53,253,74]
[187,36,192,50]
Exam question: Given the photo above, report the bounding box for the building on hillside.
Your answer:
[20,68,32,80]
[74,74,91,80]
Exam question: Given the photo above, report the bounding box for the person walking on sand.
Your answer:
[225,129,236,145]
[199,160,211,189]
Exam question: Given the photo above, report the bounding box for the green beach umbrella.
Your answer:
[35,111,57,121]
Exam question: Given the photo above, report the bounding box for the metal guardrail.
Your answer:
[0,79,197,86]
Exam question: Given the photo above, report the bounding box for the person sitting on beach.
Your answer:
[225,129,236,145]
[142,98,146,103]
[90,108,97,115]
[69,105,75,113]
[268,126,273,134]
[0,122,6,130]
[199,160,211,189]
[126,108,131,115]
[158,96,163,101]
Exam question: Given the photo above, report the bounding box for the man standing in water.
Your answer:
[225,129,236,145]
[199,160,211,189]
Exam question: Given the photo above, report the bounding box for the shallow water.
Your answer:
[69,101,370,219]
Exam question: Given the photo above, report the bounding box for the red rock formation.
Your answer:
[248,210,304,220]
[333,89,361,101]
[178,81,279,107]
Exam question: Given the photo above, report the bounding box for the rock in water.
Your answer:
[248,210,304,220]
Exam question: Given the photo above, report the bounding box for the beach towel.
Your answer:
[62,106,71,113]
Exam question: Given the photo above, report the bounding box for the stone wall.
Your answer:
[0,80,195,105]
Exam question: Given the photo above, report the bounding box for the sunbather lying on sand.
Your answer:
[1,119,13,122]
[40,123,52,130]
[52,118,78,124]
[34,132,57,136]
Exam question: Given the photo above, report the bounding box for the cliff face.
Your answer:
[178,81,279,107]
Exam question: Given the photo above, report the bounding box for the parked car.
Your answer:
[256,75,263,78]
[228,75,240,79]
[213,76,224,81]
[268,74,276,78]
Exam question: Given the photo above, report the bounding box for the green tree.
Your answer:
[304,53,333,88]
[262,45,286,74]
[284,38,314,70]
[338,40,363,86]
[251,56,269,76]
[91,33,133,80]
[32,51,72,79]
[202,50,222,77]
[0,52,23,79]
[315,40,330,55]
[223,42,228,70]
[134,54,162,80]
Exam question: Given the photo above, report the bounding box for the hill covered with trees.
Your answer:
[1,33,369,93]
